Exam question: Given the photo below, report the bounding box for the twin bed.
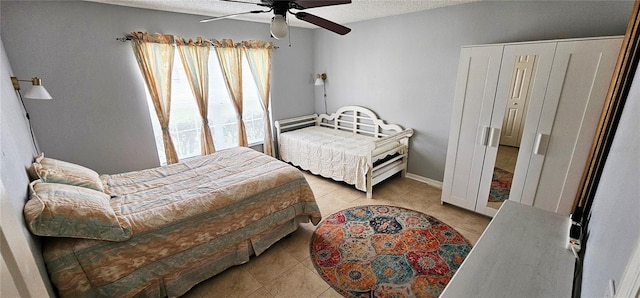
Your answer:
[25,147,320,297]
[276,106,414,198]
[24,105,411,297]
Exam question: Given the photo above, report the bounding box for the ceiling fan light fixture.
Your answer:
[270,15,288,39]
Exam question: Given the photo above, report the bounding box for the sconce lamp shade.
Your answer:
[11,76,52,100]
[270,15,288,40]
[315,73,327,86]
[24,85,52,100]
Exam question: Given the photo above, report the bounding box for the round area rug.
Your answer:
[310,205,472,298]
[489,167,513,202]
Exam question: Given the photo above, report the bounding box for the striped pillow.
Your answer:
[30,154,105,192]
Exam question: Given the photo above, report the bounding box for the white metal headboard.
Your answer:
[317,106,404,138]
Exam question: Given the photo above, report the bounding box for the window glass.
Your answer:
[241,58,265,145]
[145,49,265,164]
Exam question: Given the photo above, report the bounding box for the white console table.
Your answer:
[441,200,576,297]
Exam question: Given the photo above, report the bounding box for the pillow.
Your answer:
[30,154,105,192]
[24,181,132,241]
[27,153,44,181]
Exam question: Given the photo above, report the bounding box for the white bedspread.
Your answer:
[278,126,401,191]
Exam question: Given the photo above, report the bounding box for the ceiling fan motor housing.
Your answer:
[271,0,290,17]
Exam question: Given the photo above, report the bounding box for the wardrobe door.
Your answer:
[442,45,503,211]
[519,37,623,214]
[474,42,556,217]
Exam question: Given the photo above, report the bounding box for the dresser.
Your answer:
[441,200,575,297]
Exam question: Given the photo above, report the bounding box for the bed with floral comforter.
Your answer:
[24,147,321,297]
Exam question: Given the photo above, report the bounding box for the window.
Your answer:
[146,50,264,164]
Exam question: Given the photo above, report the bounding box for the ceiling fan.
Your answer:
[200,0,352,39]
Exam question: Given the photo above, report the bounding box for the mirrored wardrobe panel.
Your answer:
[486,55,535,210]
[474,43,556,217]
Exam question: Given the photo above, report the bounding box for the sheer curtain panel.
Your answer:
[243,40,275,156]
[176,37,216,155]
[129,32,179,164]
[214,39,248,147]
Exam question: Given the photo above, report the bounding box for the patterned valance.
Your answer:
[128,32,174,44]
[175,37,212,47]
[124,33,275,50]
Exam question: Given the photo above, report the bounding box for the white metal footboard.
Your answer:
[274,106,413,198]
[274,114,318,136]
[367,128,414,197]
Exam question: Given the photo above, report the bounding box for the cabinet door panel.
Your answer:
[442,46,503,211]
[523,38,622,214]
[475,42,556,217]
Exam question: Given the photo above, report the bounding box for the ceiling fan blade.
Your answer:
[220,0,263,5]
[294,12,351,35]
[200,9,270,23]
[290,0,351,10]
[220,0,273,9]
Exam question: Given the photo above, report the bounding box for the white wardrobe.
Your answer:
[441,36,622,217]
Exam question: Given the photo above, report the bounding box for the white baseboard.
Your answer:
[406,173,443,189]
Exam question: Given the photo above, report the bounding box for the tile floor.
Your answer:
[182,173,492,298]
[489,145,519,210]
[495,145,519,173]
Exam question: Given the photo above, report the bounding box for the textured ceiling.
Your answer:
[85,0,477,29]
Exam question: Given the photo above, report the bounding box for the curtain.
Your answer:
[243,40,275,156]
[176,37,216,155]
[214,39,248,147]
[129,32,179,164]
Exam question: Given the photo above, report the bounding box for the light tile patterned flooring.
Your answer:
[182,172,492,298]
[489,145,520,209]
[495,145,519,173]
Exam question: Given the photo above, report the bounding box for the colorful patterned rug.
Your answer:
[310,205,472,298]
[488,167,513,202]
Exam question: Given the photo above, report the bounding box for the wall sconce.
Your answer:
[11,76,52,153]
[11,76,52,100]
[314,73,327,86]
[314,73,327,113]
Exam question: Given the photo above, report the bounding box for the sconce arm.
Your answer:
[11,77,43,91]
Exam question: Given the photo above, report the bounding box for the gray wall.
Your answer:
[313,0,634,181]
[581,67,640,296]
[1,1,315,174]
[0,39,54,296]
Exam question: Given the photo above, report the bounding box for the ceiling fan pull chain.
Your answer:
[288,17,292,47]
